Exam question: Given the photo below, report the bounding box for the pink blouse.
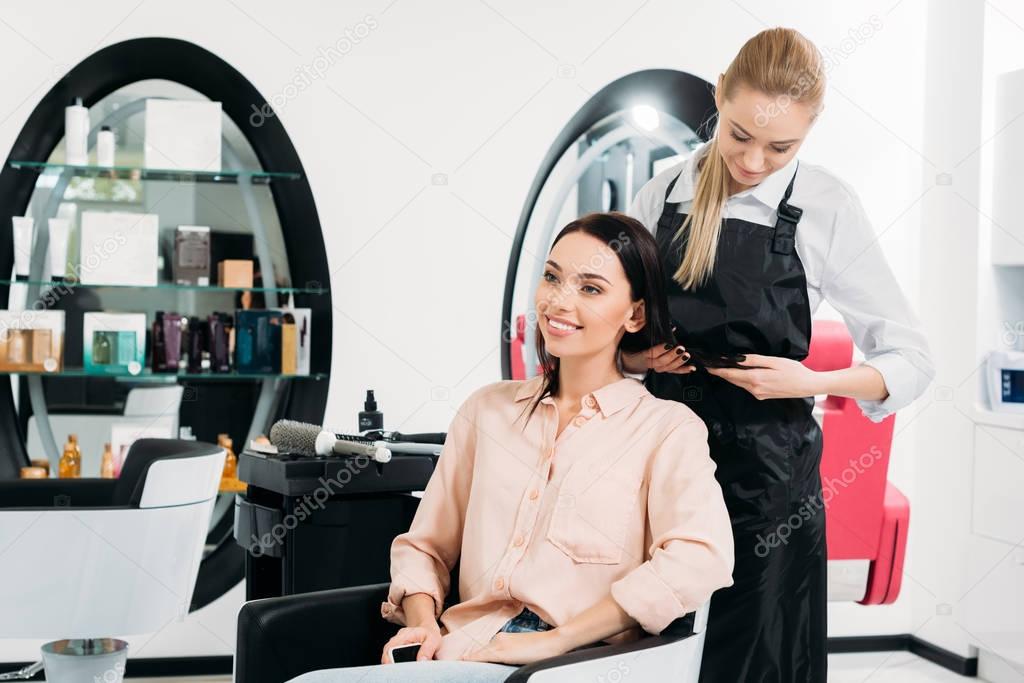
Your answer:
[381,375,734,661]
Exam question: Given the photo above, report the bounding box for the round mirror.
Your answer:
[502,69,716,379]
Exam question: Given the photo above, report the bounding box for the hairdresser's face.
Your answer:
[714,77,816,189]
[535,232,644,361]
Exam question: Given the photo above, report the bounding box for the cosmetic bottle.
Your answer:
[218,433,237,480]
[58,434,81,478]
[358,390,383,432]
[64,98,89,166]
[208,313,230,373]
[100,442,114,478]
[187,316,205,373]
[151,312,166,372]
[93,331,112,365]
[96,126,115,167]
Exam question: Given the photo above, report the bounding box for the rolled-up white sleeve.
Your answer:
[610,417,734,634]
[820,186,935,422]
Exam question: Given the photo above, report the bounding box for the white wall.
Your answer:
[0,0,985,665]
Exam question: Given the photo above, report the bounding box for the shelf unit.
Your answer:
[0,36,334,613]
[0,276,329,296]
[9,159,301,184]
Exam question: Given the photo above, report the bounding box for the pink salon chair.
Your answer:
[802,319,909,605]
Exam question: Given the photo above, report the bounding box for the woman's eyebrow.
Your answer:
[730,119,801,145]
[546,260,612,285]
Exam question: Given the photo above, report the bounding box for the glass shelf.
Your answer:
[6,368,327,382]
[9,160,300,185]
[0,278,328,296]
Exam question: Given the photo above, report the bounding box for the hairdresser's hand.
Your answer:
[706,354,825,400]
[622,342,695,375]
[381,624,443,663]
[461,629,569,666]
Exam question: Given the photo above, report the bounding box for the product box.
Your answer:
[143,99,222,171]
[281,313,296,375]
[0,310,64,373]
[83,312,146,375]
[173,226,211,286]
[79,211,159,287]
[234,309,282,374]
[278,307,311,375]
[218,259,253,288]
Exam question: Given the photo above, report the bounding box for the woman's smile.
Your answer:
[544,314,583,337]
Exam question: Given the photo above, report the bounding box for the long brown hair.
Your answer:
[674,27,825,290]
[521,212,673,427]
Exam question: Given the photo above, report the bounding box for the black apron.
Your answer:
[644,164,827,682]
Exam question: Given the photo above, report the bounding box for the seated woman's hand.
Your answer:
[380,623,443,664]
[622,342,694,375]
[461,629,569,666]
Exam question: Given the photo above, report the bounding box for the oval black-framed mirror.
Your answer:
[501,69,717,380]
[0,37,333,610]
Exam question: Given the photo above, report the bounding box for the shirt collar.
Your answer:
[513,375,649,417]
[667,140,799,210]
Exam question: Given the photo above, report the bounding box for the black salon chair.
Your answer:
[235,564,708,682]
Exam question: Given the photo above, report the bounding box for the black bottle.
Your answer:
[151,311,166,372]
[358,390,383,433]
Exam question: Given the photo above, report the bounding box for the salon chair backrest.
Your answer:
[0,439,225,638]
[802,319,907,604]
[802,320,895,561]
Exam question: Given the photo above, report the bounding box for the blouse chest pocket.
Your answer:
[546,467,643,565]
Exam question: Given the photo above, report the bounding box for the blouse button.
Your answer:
[513,535,524,547]
[573,415,585,427]
[528,489,539,500]
[584,396,596,409]
[494,578,505,590]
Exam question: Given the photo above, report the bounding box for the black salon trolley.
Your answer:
[234,448,437,600]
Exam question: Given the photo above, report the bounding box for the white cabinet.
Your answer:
[972,424,1024,544]
[992,70,1024,265]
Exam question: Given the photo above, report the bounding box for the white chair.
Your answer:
[0,438,224,681]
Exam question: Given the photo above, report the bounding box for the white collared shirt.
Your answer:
[628,141,934,423]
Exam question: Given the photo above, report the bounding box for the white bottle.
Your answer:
[96,126,115,167]
[64,97,89,166]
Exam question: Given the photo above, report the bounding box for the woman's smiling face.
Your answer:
[714,79,816,190]
[535,231,644,359]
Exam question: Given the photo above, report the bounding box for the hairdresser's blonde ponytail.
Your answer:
[672,27,826,290]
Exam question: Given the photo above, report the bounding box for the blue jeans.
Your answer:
[285,608,553,683]
[497,606,553,634]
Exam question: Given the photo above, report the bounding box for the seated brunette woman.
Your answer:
[288,212,734,683]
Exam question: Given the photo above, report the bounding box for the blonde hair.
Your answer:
[673,27,826,290]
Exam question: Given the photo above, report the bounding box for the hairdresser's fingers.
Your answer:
[646,344,685,368]
[665,354,697,374]
[652,348,690,373]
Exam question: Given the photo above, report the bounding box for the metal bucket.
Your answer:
[40,638,127,683]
